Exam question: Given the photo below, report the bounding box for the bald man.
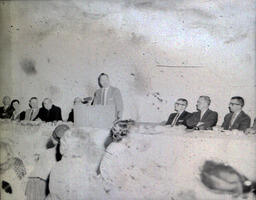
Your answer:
[37,98,62,122]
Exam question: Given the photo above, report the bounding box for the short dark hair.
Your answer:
[29,97,38,108]
[231,96,244,107]
[177,98,188,106]
[10,99,20,109]
[98,73,109,88]
[29,97,37,102]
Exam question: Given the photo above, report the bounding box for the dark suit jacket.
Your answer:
[37,105,62,122]
[186,109,218,130]
[165,111,192,127]
[67,109,74,123]
[0,106,14,119]
[221,111,251,131]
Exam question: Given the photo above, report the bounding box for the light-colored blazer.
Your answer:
[93,86,123,120]
[24,108,39,121]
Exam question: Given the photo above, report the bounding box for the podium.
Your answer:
[74,105,115,129]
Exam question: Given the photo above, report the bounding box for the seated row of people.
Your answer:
[0,96,62,122]
[0,96,92,123]
[1,95,255,133]
[165,96,255,132]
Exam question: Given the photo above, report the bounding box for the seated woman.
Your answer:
[24,97,39,121]
[0,96,13,119]
[67,97,92,122]
[10,100,25,121]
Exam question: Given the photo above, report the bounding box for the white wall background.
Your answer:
[0,0,255,124]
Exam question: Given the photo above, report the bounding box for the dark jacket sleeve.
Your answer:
[165,113,175,125]
[221,114,229,130]
[67,110,74,122]
[202,111,218,129]
[19,111,26,121]
[238,116,251,131]
[182,112,192,127]
[37,108,45,121]
[185,113,199,129]
[56,107,62,121]
[92,90,100,105]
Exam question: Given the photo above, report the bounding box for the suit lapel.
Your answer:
[106,87,113,104]
[226,113,233,129]
[177,111,185,120]
[231,111,243,129]
[175,110,186,121]
[200,109,209,122]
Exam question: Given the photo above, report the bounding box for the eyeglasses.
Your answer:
[175,102,186,106]
[229,103,241,106]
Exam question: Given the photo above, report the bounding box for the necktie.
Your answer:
[200,111,205,121]
[171,113,180,127]
[229,113,236,129]
[102,88,105,105]
[30,110,34,120]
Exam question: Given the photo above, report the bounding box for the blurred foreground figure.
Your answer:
[46,129,105,200]
[25,124,70,200]
[200,160,256,198]
[0,141,26,200]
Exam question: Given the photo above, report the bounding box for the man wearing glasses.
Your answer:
[186,96,218,130]
[221,96,251,131]
[165,98,191,127]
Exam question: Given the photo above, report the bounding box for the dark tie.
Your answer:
[171,113,180,127]
[229,113,236,129]
[30,110,34,120]
[102,88,106,105]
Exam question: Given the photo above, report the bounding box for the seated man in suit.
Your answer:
[165,98,191,127]
[222,96,251,132]
[37,98,62,122]
[24,97,40,121]
[92,73,123,120]
[0,96,13,119]
[186,96,218,130]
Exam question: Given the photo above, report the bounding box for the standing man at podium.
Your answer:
[93,73,123,120]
